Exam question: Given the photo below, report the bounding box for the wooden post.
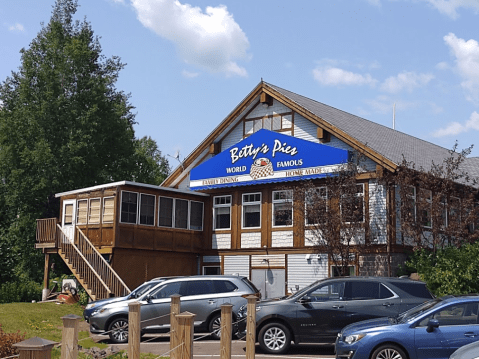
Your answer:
[60,314,81,359]
[128,302,141,359]
[170,294,181,359]
[13,337,57,359]
[246,296,257,359]
[220,304,232,359]
[176,312,195,359]
[42,254,50,301]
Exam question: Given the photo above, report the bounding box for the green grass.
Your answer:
[0,302,84,342]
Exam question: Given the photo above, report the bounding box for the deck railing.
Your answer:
[56,225,131,299]
[36,218,58,245]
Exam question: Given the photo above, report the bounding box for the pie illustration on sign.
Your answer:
[250,158,274,179]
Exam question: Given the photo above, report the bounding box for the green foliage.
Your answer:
[406,244,479,297]
[132,136,170,185]
[0,324,26,359]
[0,280,42,304]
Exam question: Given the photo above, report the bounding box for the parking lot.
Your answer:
[92,333,336,359]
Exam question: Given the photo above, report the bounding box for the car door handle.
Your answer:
[208,300,216,304]
[464,332,477,337]
[332,305,344,309]
[382,302,394,307]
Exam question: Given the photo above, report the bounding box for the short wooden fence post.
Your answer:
[61,314,81,359]
[220,304,232,359]
[170,294,181,359]
[246,296,257,359]
[176,312,195,359]
[13,337,57,359]
[128,301,141,359]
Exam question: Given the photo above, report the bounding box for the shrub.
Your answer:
[0,324,26,358]
[0,281,42,304]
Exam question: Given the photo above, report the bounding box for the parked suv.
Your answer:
[88,275,260,343]
[239,276,433,354]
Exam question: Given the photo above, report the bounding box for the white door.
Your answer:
[251,269,285,299]
[62,199,76,242]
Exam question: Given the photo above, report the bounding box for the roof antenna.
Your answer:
[167,150,184,170]
[393,103,396,130]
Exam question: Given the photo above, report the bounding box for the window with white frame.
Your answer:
[76,199,88,224]
[418,189,432,228]
[103,197,114,223]
[331,266,355,277]
[89,198,101,224]
[175,199,189,229]
[341,184,364,223]
[406,186,417,222]
[305,187,327,225]
[158,196,173,228]
[242,193,261,228]
[140,194,155,226]
[213,195,231,230]
[273,190,293,227]
[121,191,138,224]
[190,201,204,231]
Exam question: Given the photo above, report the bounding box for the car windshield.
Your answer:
[128,280,165,299]
[397,298,443,323]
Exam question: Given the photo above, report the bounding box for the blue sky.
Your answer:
[2,0,479,164]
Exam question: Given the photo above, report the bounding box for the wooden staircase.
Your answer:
[55,225,130,301]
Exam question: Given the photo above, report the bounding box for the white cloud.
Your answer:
[365,95,418,114]
[366,0,382,6]
[421,0,479,19]
[380,71,434,93]
[131,0,250,77]
[432,111,479,137]
[312,66,377,87]
[181,70,199,78]
[7,23,25,32]
[435,61,450,70]
[444,33,479,103]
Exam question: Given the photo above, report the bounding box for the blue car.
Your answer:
[336,295,479,359]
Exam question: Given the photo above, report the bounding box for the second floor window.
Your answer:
[175,199,189,229]
[213,195,231,230]
[140,194,155,226]
[243,193,261,228]
[121,191,138,224]
[341,184,364,223]
[273,190,293,227]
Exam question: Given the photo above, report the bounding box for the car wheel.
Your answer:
[108,318,129,344]
[258,322,291,354]
[371,344,407,359]
[208,313,222,340]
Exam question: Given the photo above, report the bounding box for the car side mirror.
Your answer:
[145,295,153,303]
[426,319,439,333]
[299,296,312,304]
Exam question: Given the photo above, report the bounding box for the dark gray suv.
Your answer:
[239,276,433,354]
[88,275,260,343]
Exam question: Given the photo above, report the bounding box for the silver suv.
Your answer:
[88,275,260,343]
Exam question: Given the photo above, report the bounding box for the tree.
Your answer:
[289,158,373,276]
[132,136,170,186]
[0,0,140,282]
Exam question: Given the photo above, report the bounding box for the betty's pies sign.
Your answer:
[190,129,349,190]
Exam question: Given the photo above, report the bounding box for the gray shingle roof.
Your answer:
[267,82,477,178]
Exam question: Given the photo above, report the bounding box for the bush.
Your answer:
[0,324,26,358]
[0,281,42,304]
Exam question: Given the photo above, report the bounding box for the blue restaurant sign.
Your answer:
[190,129,350,190]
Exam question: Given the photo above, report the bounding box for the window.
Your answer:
[103,197,114,223]
[441,196,461,228]
[273,190,293,227]
[418,303,479,327]
[308,282,345,302]
[121,191,138,224]
[151,282,183,299]
[203,266,221,275]
[190,201,204,231]
[306,187,327,225]
[406,186,417,222]
[76,200,88,224]
[244,112,293,136]
[139,194,155,226]
[243,193,261,228]
[213,195,231,230]
[418,189,432,228]
[341,184,364,223]
[175,199,189,229]
[89,198,101,224]
[158,197,173,228]
[185,280,215,296]
[64,203,73,225]
[343,281,393,300]
[331,266,355,277]
[213,280,238,293]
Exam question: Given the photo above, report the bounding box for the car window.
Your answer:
[150,282,183,299]
[379,284,395,299]
[417,303,479,327]
[185,280,215,296]
[213,280,238,293]
[344,281,380,300]
[391,282,433,299]
[307,281,344,302]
